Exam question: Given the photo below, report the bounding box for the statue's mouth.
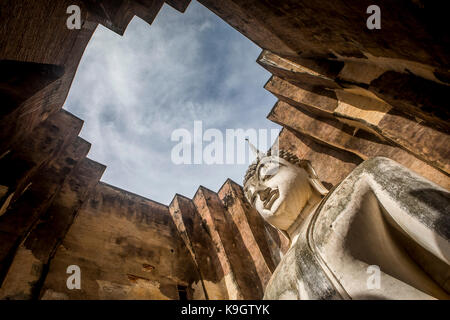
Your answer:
[263,188,280,210]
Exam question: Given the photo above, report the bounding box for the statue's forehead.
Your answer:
[259,155,289,165]
[244,156,290,188]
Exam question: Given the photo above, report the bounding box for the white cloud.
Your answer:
[63,1,279,204]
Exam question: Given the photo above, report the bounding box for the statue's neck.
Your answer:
[286,193,323,247]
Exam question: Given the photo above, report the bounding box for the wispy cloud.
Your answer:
[63,1,279,204]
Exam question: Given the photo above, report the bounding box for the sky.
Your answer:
[63,1,279,205]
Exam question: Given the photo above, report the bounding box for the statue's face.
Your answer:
[244,156,313,231]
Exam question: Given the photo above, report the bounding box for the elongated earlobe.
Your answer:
[303,161,329,195]
[308,177,329,196]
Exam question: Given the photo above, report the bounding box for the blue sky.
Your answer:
[63,1,279,204]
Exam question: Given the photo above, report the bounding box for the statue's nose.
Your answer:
[258,187,272,201]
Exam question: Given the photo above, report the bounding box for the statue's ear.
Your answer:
[308,177,329,196]
[303,161,329,195]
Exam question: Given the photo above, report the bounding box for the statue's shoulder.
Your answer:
[343,156,418,183]
[314,156,449,246]
[346,157,449,237]
[344,156,447,197]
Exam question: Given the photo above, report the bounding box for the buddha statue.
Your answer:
[243,146,450,300]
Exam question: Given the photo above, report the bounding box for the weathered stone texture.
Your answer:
[0,110,83,217]
[168,181,290,300]
[218,180,279,286]
[276,128,362,189]
[0,136,91,289]
[265,76,450,179]
[200,0,449,68]
[269,101,450,189]
[193,187,244,299]
[0,0,449,300]
[40,183,199,300]
[169,194,226,299]
[0,0,95,154]
[0,157,105,299]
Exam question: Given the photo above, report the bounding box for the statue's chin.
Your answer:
[264,187,313,231]
[259,196,293,230]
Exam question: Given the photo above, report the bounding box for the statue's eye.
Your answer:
[261,172,274,181]
[259,162,282,181]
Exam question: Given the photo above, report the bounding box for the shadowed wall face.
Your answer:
[0,0,289,300]
[0,0,448,300]
[40,183,200,300]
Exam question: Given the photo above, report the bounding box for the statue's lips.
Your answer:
[263,189,280,210]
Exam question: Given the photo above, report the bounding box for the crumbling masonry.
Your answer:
[0,0,448,299]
